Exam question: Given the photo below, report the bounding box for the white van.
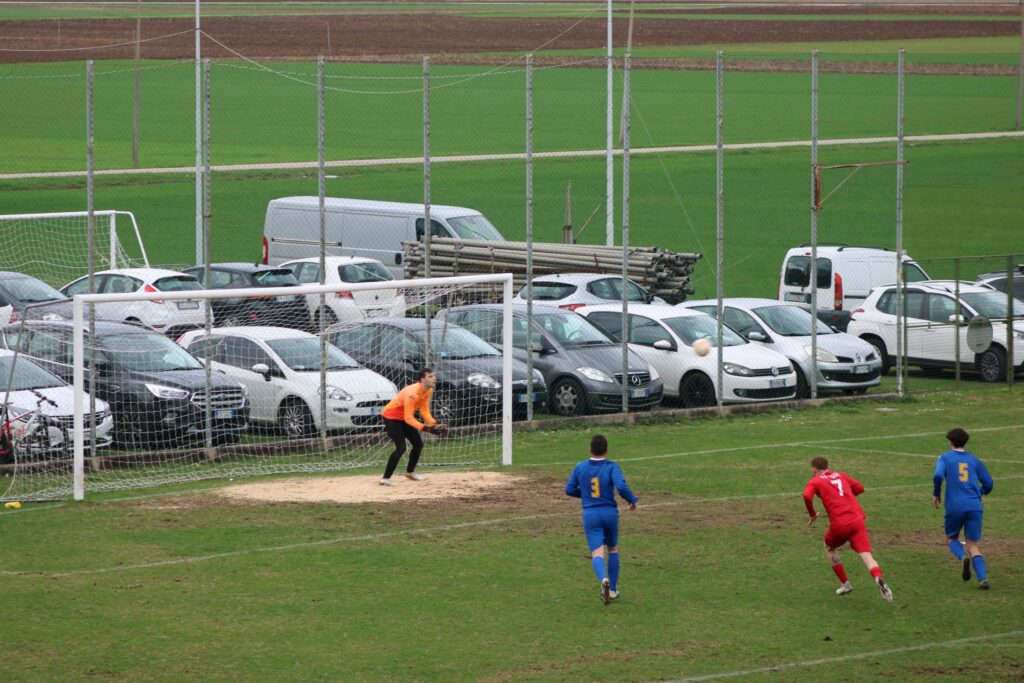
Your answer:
[261,197,506,278]
[778,245,929,331]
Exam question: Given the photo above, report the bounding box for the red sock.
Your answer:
[869,566,883,579]
[831,563,849,583]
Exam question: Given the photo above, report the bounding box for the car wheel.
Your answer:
[431,393,458,425]
[278,399,316,437]
[793,366,811,399]
[314,307,338,331]
[550,378,586,416]
[679,373,716,408]
[862,336,890,375]
[977,345,1006,383]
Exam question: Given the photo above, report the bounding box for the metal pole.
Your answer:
[203,59,213,451]
[715,50,725,407]
[194,0,202,266]
[318,55,328,445]
[501,275,513,465]
[86,60,97,464]
[809,49,819,401]
[525,54,534,421]
[896,49,906,396]
[72,298,84,501]
[954,260,961,389]
[606,1,614,247]
[1008,254,1016,389]
[620,54,631,415]
[1016,0,1023,130]
[133,0,141,167]
[423,56,432,363]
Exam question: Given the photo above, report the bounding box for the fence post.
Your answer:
[715,50,725,407]
[203,59,213,452]
[1016,0,1023,130]
[423,56,432,362]
[809,49,819,401]
[86,60,98,463]
[1008,255,1016,389]
[525,54,534,420]
[896,49,906,397]
[620,55,631,415]
[954,263,962,390]
[318,55,328,446]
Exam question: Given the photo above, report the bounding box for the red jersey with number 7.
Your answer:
[803,470,866,527]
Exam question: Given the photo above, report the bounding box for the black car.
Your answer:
[1,321,250,448]
[325,318,546,424]
[182,263,307,329]
[0,271,73,322]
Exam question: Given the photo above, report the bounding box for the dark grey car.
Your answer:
[437,304,663,416]
[0,272,73,322]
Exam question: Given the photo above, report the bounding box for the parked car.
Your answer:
[678,298,881,397]
[0,349,113,457]
[975,265,1024,295]
[847,281,1024,381]
[1,321,249,447]
[262,197,506,278]
[436,304,663,416]
[325,318,546,423]
[61,268,206,338]
[0,271,72,324]
[178,326,397,436]
[181,263,307,329]
[515,273,666,311]
[778,245,929,331]
[280,256,406,328]
[577,304,796,407]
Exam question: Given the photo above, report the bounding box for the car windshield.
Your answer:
[252,270,299,287]
[99,333,203,372]
[533,312,611,347]
[153,276,202,292]
[520,282,577,301]
[0,277,66,303]
[338,262,392,283]
[961,292,1024,319]
[0,356,64,391]
[662,316,746,347]
[446,215,504,241]
[752,305,832,335]
[411,326,499,359]
[266,338,359,372]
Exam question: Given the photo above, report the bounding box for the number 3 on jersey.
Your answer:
[590,477,600,498]
[829,478,845,497]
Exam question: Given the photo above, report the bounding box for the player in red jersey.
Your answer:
[803,455,893,603]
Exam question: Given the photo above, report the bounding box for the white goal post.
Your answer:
[55,273,514,501]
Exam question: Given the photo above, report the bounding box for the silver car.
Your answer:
[678,298,882,397]
[516,273,666,311]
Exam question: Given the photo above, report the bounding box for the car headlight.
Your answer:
[577,367,615,383]
[722,363,755,377]
[648,366,660,381]
[144,383,190,400]
[320,385,353,401]
[467,373,500,389]
[803,345,839,363]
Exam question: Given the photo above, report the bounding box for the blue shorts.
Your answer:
[582,507,619,552]
[945,510,983,541]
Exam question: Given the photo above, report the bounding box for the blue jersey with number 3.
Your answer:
[566,458,637,509]
[933,450,993,513]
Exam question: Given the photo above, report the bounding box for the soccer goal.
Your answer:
[0,273,516,502]
[0,210,149,286]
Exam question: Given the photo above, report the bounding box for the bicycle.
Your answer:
[0,389,69,463]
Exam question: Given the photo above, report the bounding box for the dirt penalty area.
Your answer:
[219,471,527,505]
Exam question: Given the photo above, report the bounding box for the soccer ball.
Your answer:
[693,338,712,357]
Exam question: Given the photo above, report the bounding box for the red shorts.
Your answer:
[824,521,871,553]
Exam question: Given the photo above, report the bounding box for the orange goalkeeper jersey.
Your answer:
[382,383,436,430]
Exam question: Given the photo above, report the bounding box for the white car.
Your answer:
[848,281,1024,382]
[577,304,797,407]
[678,298,882,397]
[177,326,397,436]
[516,273,666,311]
[281,257,405,327]
[62,268,206,337]
[0,349,113,455]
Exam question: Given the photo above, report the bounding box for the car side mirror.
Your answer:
[251,363,272,380]
[0,295,9,308]
[653,339,673,350]
[747,331,768,342]
[947,314,964,324]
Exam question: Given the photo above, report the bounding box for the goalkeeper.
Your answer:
[379,368,447,486]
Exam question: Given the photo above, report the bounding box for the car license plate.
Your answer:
[854,364,869,374]
[276,295,299,302]
[176,300,200,310]
[369,406,383,416]
[768,379,787,388]
[785,292,806,303]
[213,409,235,419]
[515,393,542,404]
[629,387,650,398]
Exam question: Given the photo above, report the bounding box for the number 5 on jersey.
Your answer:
[959,462,969,482]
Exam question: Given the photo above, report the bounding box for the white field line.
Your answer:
[819,444,1024,465]
[2,130,1022,180]
[2,473,1021,579]
[662,631,1024,683]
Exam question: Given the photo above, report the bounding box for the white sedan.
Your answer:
[577,304,797,407]
[177,326,397,436]
[515,272,667,311]
[62,268,206,337]
[281,257,406,328]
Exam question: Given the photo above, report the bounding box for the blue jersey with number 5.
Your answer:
[933,450,993,513]
[566,458,637,509]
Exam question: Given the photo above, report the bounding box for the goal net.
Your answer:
[0,273,517,502]
[0,211,149,287]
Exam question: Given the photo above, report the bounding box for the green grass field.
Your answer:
[1,390,1021,680]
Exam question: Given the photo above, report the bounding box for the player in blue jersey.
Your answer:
[565,434,638,605]
[933,427,994,589]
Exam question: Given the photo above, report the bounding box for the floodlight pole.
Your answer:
[194,0,203,266]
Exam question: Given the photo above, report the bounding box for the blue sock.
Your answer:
[972,555,987,581]
[591,556,607,583]
[608,552,620,591]
[947,539,965,560]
